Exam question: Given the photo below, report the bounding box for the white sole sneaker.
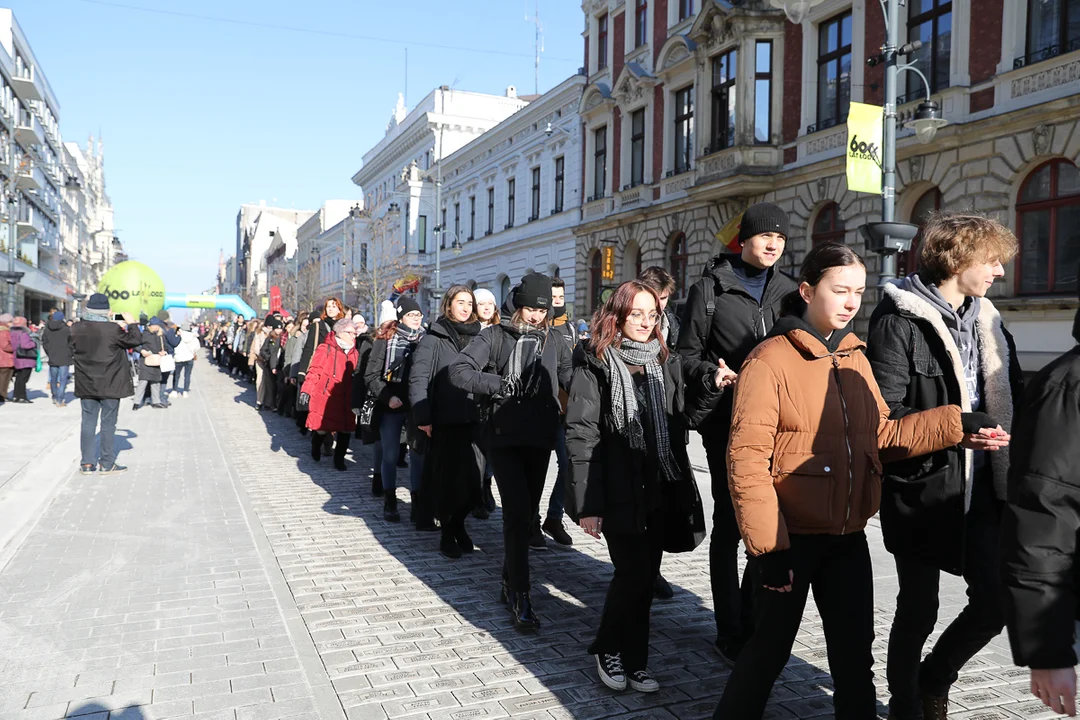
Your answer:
[596,654,627,691]
[628,672,659,693]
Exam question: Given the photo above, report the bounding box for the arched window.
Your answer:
[589,250,603,312]
[635,248,643,279]
[499,275,511,305]
[669,232,689,299]
[812,202,845,246]
[899,187,942,278]
[1017,160,1080,295]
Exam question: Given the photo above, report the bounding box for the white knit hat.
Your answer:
[378,300,397,326]
[473,288,496,306]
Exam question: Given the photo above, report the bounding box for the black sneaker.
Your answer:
[79,464,97,475]
[653,574,674,600]
[529,520,547,551]
[472,505,490,520]
[511,591,540,631]
[596,653,627,691]
[455,528,474,554]
[542,519,573,546]
[628,669,659,693]
[98,464,128,475]
[440,534,462,559]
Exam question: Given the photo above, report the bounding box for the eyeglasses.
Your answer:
[628,311,661,325]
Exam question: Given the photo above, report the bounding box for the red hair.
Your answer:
[589,281,668,363]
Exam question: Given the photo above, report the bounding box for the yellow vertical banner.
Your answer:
[845,102,884,194]
[601,246,615,281]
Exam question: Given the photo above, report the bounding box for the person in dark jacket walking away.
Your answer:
[568,281,724,694]
[409,286,483,557]
[300,317,360,471]
[713,243,1003,720]
[537,276,576,548]
[366,297,426,523]
[675,201,798,661]
[1001,291,1080,718]
[134,318,168,410]
[866,213,1022,720]
[9,316,38,403]
[69,294,143,474]
[449,272,574,631]
[42,311,73,406]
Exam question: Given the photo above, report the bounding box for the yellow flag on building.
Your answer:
[845,102,884,194]
[716,211,745,253]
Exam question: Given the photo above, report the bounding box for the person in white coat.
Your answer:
[170,324,201,397]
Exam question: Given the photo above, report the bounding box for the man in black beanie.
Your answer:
[676,200,797,662]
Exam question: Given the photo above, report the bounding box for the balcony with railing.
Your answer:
[10,63,41,103]
[616,183,650,212]
[14,109,39,148]
[998,37,1080,111]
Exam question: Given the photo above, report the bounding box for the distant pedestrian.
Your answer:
[300,316,360,471]
[257,317,283,410]
[69,294,143,474]
[134,318,167,410]
[9,317,37,404]
[42,310,74,406]
[0,313,14,403]
[170,324,200,397]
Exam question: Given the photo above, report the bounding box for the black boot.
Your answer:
[383,496,400,523]
[413,492,438,532]
[311,432,322,461]
[483,477,496,512]
[372,472,384,498]
[511,591,540,631]
[333,433,350,471]
[397,443,408,468]
[440,531,462,559]
[454,524,474,554]
[499,578,510,606]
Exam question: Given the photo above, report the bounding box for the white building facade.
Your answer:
[235,202,314,310]
[434,74,586,314]
[62,137,117,309]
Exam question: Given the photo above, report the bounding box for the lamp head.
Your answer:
[905,101,947,144]
[544,122,554,137]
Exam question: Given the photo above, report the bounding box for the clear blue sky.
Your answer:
[12,0,583,295]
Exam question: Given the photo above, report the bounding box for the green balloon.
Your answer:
[97,261,166,317]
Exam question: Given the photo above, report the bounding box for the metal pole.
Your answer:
[879,0,900,286]
[341,214,347,302]
[434,122,444,310]
[6,134,16,315]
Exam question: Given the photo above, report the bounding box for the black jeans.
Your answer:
[490,446,550,592]
[12,367,31,400]
[80,398,120,468]
[703,431,754,645]
[589,509,665,672]
[886,477,1004,717]
[714,532,876,720]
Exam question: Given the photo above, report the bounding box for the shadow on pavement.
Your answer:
[66,702,146,719]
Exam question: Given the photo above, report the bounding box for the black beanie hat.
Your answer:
[739,202,789,242]
[86,293,110,311]
[513,272,552,311]
[395,295,422,320]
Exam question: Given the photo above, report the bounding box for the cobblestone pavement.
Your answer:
[0,357,1061,719]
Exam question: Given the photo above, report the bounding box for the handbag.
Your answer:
[358,395,376,427]
[14,339,37,360]
[159,354,176,374]
[662,471,707,554]
[144,353,161,367]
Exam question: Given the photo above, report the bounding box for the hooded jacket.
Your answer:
[727,315,965,558]
[10,325,36,371]
[301,331,359,433]
[867,281,1023,574]
[1001,311,1080,670]
[408,317,482,427]
[69,318,144,399]
[676,254,798,435]
[41,318,73,366]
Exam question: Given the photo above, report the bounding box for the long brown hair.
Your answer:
[589,281,667,362]
[374,320,398,340]
[441,285,478,323]
[321,297,343,321]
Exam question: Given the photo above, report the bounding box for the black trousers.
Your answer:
[886,477,1004,718]
[12,367,31,401]
[703,431,754,645]
[490,446,550,592]
[589,509,665,672]
[714,532,876,720]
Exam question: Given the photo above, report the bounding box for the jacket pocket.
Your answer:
[914,349,943,378]
[772,453,836,529]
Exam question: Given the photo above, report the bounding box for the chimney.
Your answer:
[506,85,517,99]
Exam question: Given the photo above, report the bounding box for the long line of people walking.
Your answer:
[203,203,1080,719]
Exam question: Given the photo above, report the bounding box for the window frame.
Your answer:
[589,249,603,312]
[417,215,428,254]
[440,208,447,248]
[669,232,690,299]
[487,187,495,235]
[811,202,846,246]
[906,0,952,99]
[554,156,565,213]
[1016,159,1080,295]
[678,0,694,23]
[754,40,773,145]
[635,0,649,47]
[816,10,853,129]
[468,195,476,240]
[598,13,609,71]
[710,49,737,152]
[506,178,516,228]
[898,187,941,278]
[674,85,695,175]
[630,108,646,187]
[1024,0,1080,62]
[530,166,541,221]
[454,202,460,245]
[593,126,608,200]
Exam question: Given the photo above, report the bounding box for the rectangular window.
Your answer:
[1028,0,1080,60]
[507,178,516,228]
[441,208,447,248]
[417,215,428,254]
[360,243,368,271]
[454,202,460,244]
[593,127,607,199]
[530,167,541,220]
[635,0,648,47]
[487,187,494,234]
[907,1,952,98]
[630,109,645,186]
[710,49,737,151]
[755,40,772,144]
[816,11,853,129]
[598,13,609,70]
[679,0,694,22]
[469,196,476,240]
[554,156,565,213]
[674,86,695,174]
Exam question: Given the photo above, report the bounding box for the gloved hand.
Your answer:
[494,375,520,401]
[299,392,310,406]
[961,411,998,434]
[756,549,793,590]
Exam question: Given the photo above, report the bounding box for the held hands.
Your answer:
[1031,668,1077,716]
[579,516,602,539]
[960,426,1010,451]
[388,396,403,410]
[765,570,795,593]
[714,358,737,389]
[419,425,432,437]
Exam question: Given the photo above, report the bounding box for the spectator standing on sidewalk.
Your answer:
[134,318,167,410]
[42,310,74,406]
[472,288,500,518]
[866,213,1023,720]
[257,317,283,410]
[171,323,200,397]
[69,293,143,475]
[9,317,37,403]
[713,243,1002,720]
[0,313,12,403]
[567,281,720,695]
[676,201,798,662]
[300,317,360,471]
[1001,286,1080,719]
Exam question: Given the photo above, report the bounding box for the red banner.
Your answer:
[269,286,282,313]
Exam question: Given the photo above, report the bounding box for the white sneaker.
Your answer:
[628,669,659,693]
[596,653,626,691]
[183,392,189,398]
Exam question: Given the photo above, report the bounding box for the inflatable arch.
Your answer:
[163,293,256,320]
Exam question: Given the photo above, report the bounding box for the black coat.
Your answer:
[350,333,376,410]
[69,319,144,399]
[298,317,335,381]
[1000,335,1080,670]
[565,346,715,538]
[137,330,167,382]
[866,283,1023,575]
[676,254,797,436]
[448,323,573,449]
[41,318,73,366]
[364,335,417,413]
[408,318,481,427]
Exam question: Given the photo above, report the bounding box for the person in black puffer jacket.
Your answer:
[42,310,73,406]
[449,273,573,632]
[409,285,483,558]
[567,280,723,694]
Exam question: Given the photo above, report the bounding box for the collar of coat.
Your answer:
[785,327,865,359]
[882,281,1014,486]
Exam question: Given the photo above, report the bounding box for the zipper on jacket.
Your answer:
[831,354,856,534]
[758,307,766,339]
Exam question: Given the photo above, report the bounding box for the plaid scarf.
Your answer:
[384,324,424,382]
[501,316,546,397]
[606,338,681,483]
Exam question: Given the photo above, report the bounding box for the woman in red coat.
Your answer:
[300,317,359,470]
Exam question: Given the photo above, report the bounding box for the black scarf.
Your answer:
[501,315,547,397]
[384,324,424,382]
[440,317,481,351]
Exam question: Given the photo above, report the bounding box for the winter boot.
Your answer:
[311,432,322,461]
[333,434,350,471]
[511,591,540,631]
[383,496,400,523]
[439,531,462,559]
[372,472,384,498]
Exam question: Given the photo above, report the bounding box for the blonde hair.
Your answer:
[918,211,1018,284]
